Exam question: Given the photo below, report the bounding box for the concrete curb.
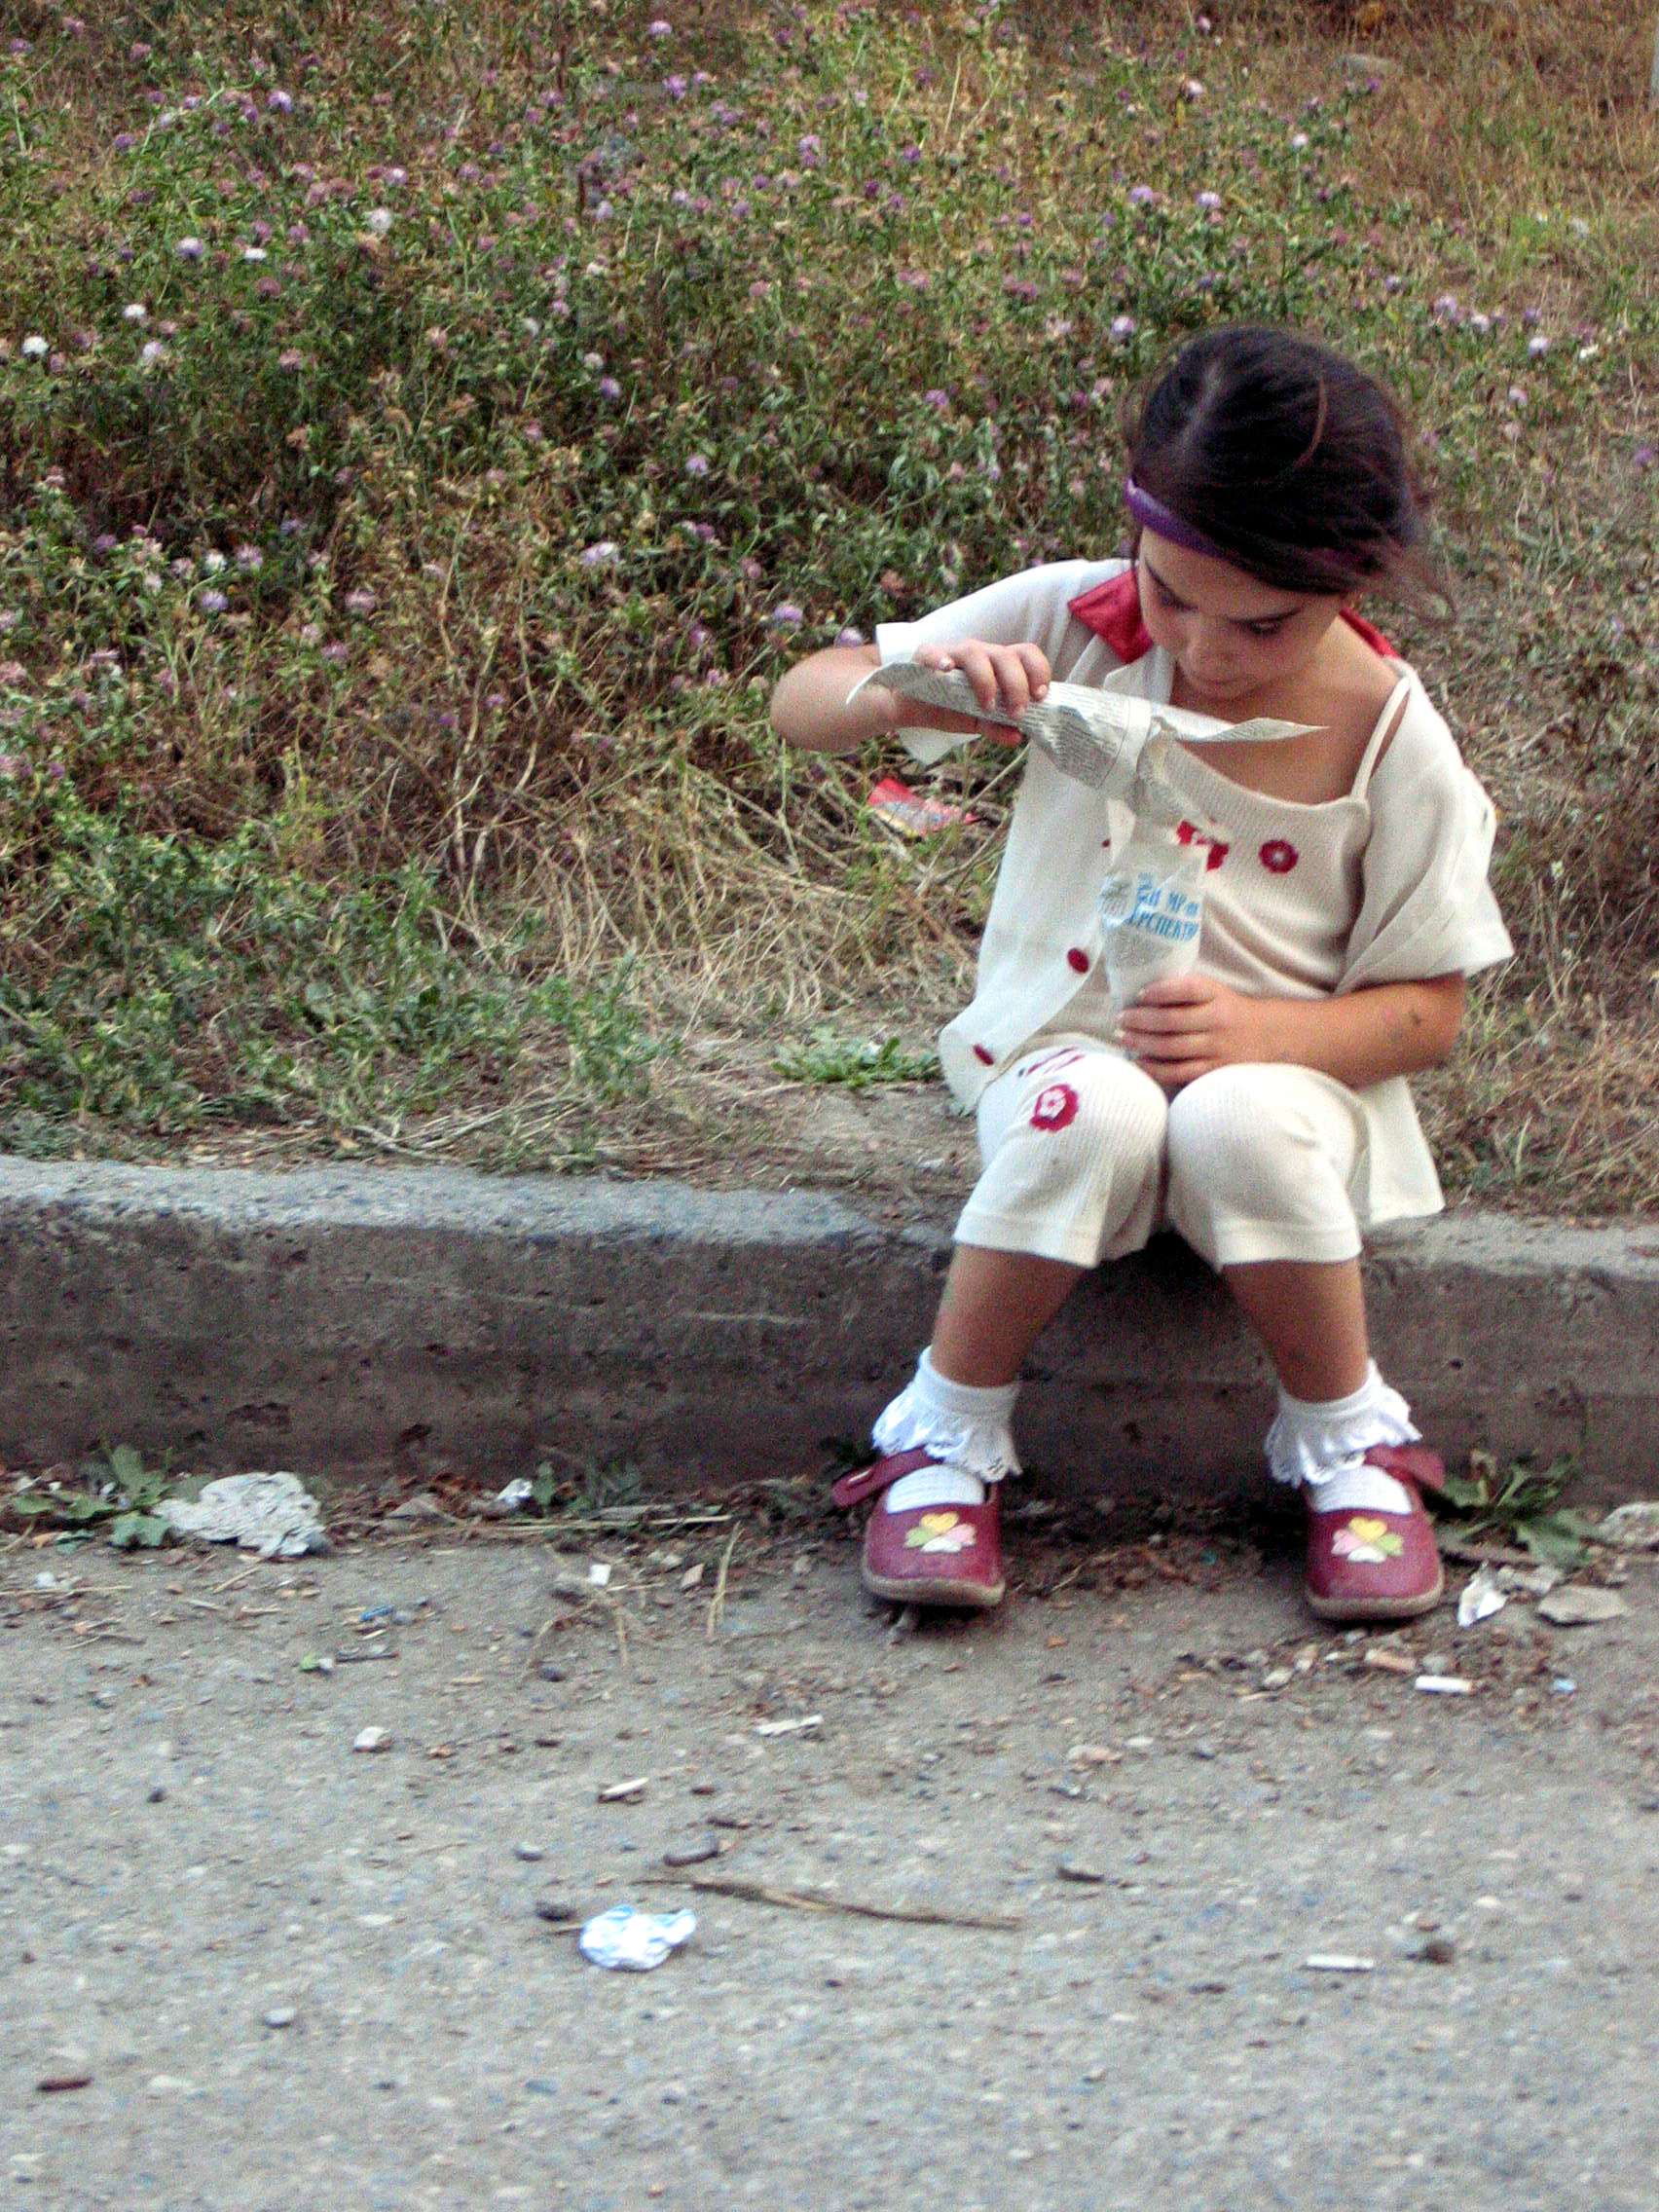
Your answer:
[2,1154,1656,1509]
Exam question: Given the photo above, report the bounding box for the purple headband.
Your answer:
[1124,477,1230,560]
[1124,476,1364,585]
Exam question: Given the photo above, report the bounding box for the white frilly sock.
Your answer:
[870,1347,1020,1513]
[1265,1361,1420,1515]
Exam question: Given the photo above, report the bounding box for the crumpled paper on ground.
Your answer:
[156,1471,329,1559]
[849,661,1313,816]
[579,1905,697,1972]
[1595,1501,1659,1551]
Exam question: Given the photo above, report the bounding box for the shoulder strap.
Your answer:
[1353,675,1414,799]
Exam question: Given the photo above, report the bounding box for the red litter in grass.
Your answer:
[866,776,977,838]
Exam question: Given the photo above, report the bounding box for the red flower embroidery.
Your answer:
[1030,1083,1080,1133]
[1176,820,1230,871]
[1259,838,1300,874]
[1017,1049,1084,1082]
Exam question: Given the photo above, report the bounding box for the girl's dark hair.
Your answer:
[1123,324,1444,605]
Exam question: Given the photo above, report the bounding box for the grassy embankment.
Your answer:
[2,1,1657,1208]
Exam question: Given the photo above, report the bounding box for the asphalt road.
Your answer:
[3,1513,1656,2211]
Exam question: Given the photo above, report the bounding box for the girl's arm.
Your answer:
[770,640,1051,755]
[1120,972,1467,1092]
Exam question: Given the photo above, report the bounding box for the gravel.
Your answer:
[3,1533,1657,2208]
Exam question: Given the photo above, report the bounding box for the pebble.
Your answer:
[147,1784,166,1804]
[352,1726,391,1752]
[1190,1739,1219,1760]
[661,2083,687,2105]
[663,1837,720,1868]
[1415,1676,1473,1696]
[1417,1934,1456,1966]
[535,1897,580,1924]
[537,1662,566,1682]
[1056,1860,1107,1885]
[263,2007,297,2030]
[1537,1587,1628,1626]
[598,1776,647,1802]
[1305,1953,1375,1973]
[1066,1744,1119,1767]
[1260,1667,1293,1690]
[514,1842,545,1862]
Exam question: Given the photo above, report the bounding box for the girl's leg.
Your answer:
[1217,1257,1368,1403]
[930,1244,1086,1388]
[1164,1067,1419,1511]
[867,1045,1167,1517]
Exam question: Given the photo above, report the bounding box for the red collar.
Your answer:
[1066,568,1395,665]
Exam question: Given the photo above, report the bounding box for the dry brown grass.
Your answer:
[8,0,1659,1212]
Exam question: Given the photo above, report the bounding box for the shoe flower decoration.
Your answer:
[903,1510,977,1554]
[1330,1515,1404,1565]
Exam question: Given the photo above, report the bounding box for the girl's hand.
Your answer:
[903,639,1052,742]
[1118,976,1279,1091]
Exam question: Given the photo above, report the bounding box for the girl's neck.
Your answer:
[1165,621,1405,807]
[1167,614,1387,724]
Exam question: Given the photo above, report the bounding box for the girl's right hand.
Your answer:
[899,639,1052,742]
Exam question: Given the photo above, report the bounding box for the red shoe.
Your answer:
[1304,1445,1446,1623]
[831,1450,1006,1610]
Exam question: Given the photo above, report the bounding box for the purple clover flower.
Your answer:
[199,588,229,614]
[581,540,619,566]
[176,236,203,260]
[769,605,803,627]
[268,90,293,114]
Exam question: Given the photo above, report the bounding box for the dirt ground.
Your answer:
[4,1514,1658,2211]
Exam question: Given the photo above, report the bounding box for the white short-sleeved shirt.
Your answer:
[876,559,1513,1228]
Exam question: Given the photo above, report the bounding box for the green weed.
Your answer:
[4,1441,179,1547]
[774,1030,940,1090]
[1435,1450,1599,1568]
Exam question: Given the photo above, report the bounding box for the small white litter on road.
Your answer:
[156,1471,327,1559]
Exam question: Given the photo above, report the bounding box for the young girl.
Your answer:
[770,324,1511,1623]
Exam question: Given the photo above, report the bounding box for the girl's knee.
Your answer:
[1165,1066,1298,1191]
[1062,1055,1168,1162]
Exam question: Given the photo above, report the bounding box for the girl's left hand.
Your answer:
[1118,976,1279,1090]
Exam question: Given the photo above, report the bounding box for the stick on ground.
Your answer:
[652,1870,1023,1933]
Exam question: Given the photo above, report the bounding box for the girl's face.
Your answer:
[1135,531,1343,708]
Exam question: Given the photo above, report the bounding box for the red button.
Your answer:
[973,1044,995,1065]
[1066,947,1089,973]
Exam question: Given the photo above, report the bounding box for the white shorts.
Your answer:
[955,1036,1369,1272]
